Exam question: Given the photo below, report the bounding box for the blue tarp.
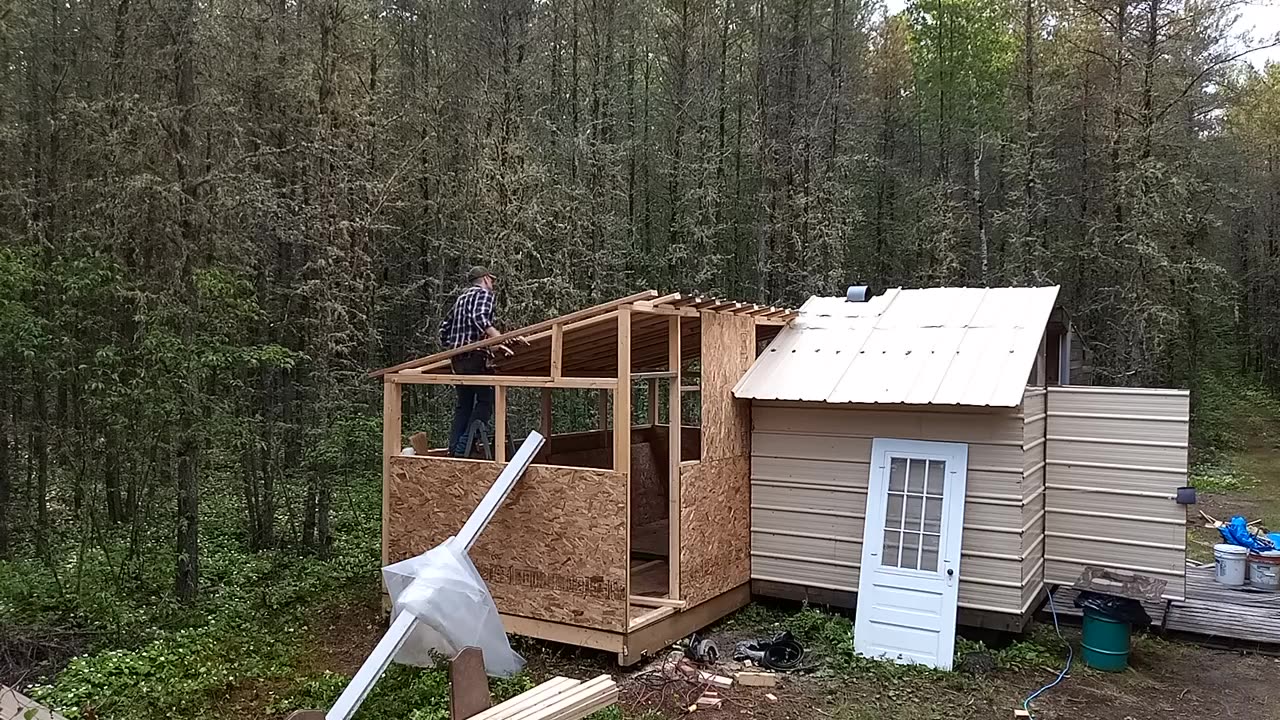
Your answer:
[1219,515,1278,551]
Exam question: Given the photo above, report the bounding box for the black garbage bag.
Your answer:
[1073,590,1151,625]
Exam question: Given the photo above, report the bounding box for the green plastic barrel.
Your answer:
[1081,609,1131,672]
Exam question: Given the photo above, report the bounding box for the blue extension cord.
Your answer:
[1022,588,1073,719]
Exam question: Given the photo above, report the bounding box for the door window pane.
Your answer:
[924,496,943,533]
[905,495,924,531]
[889,458,908,492]
[901,532,921,570]
[926,460,946,496]
[886,494,905,528]
[907,459,926,493]
[882,530,902,567]
[920,534,940,572]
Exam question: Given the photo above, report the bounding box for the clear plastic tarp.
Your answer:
[381,537,524,677]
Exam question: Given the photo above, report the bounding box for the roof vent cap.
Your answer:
[846,285,873,302]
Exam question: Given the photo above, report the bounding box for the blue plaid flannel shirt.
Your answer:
[440,285,496,350]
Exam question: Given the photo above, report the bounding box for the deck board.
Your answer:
[1048,565,1280,646]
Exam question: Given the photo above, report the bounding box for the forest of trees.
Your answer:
[1,0,1279,601]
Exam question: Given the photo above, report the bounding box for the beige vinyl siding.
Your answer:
[1044,387,1189,600]
[1021,388,1048,612]
[749,402,1032,615]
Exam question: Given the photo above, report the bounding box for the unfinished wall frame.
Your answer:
[374,292,787,663]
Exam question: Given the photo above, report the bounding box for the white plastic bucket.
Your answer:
[1214,544,1249,586]
[1248,551,1280,592]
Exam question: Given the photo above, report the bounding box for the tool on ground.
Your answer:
[733,631,804,671]
[684,633,719,664]
[317,431,546,720]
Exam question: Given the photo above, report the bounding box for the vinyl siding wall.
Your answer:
[1021,389,1048,613]
[1043,387,1189,600]
[749,401,1041,616]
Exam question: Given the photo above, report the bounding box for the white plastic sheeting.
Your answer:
[382,538,525,677]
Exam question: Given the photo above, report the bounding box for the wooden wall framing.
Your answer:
[377,292,779,646]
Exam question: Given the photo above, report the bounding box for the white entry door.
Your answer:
[854,438,968,670]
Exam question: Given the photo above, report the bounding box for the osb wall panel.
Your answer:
[701,313,756,460]
[387,456,629,631]
[680,455,751,606]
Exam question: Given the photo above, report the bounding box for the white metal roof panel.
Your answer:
[733,286,1061,407]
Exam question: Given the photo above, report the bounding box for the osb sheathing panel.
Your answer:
[701,313,756,460]
[680,455,751,606]
[387,456,629,631]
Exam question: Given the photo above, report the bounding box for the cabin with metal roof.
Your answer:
[374,291,793,664]
[734,286,1189,669]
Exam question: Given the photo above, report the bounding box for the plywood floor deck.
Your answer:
[1049,565,1280,646]
[631,558,669,597]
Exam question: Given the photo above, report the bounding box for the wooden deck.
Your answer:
[1049,565,1280,646]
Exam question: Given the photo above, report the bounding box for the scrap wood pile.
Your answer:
[469,675,618,720]
[624,633,802,713]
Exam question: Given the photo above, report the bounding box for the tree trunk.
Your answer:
[173,0,201,604]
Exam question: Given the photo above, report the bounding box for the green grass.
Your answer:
[4,474,384,720]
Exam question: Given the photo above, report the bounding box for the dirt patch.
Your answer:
[297,595,386,677]
[1027,634,1280,720]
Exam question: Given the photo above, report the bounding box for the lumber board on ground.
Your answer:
[467,678,578,720]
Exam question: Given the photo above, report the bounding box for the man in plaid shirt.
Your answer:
[440,266,520,456]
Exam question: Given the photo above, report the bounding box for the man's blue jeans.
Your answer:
[448,353,494,456]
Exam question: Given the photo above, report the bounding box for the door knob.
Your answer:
[946,568,955,577]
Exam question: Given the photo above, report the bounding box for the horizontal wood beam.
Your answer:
[631,371,677,380]
[370,291,657,377]
[629,595,688,609]
[388,374,618,389]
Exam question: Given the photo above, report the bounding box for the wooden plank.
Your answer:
[390,374,617,389]
[628,606,676,630]
[467,678,580,720]
[629,595,687,609]
[633,371,676,380]
[382,380,402,568]
[615,308,632,609]
[615,309,631,472]
[371,291,658,376]
[668,316,682,600]
[620,582,751,665]
[646,379,658,426]
[505,676,614,720]
[494,387,507,463]
[550,323,564,379]
[450,647,491,720]
[598,390,609,431]
[499,614,625,653]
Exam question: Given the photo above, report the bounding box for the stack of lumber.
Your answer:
[468,675,618,720]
